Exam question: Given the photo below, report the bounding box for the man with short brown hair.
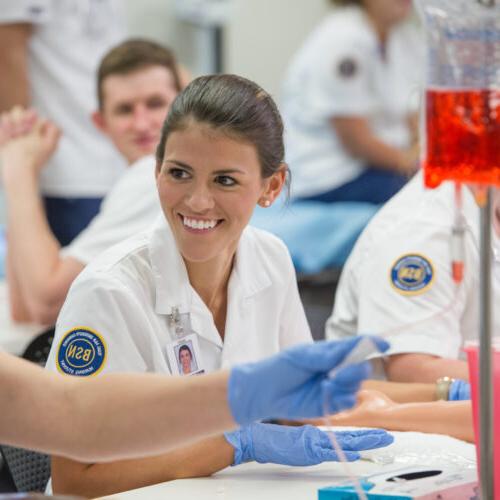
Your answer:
[1,39,182,325]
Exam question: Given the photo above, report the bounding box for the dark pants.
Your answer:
[43,196,104,246]
[298,168,408,205]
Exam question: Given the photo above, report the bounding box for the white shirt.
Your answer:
[0,0,126,196]
[46,219,312,377]
[61,155,160,265]
[326,172,500,368]
[281,6,423,198]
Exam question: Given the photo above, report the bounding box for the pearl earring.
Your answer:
[263,200,271,207]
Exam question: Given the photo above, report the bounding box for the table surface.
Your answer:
[0,281,44,355]
[101,429,477,500]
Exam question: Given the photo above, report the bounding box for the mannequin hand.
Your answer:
[228,336,389,425]
[328,390,397,428]
[224,423,394,466]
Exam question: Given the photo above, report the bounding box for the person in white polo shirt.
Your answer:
[0,39,182,325]
[41,75,396,499]
[281,0,423,204]
[326,172,500,383]
[0,0,127,244]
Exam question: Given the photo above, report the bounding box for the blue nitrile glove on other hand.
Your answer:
[224,423,394,466]
[228,336,389,425]
[449,379,471,401]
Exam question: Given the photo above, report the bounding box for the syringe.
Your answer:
[328,337,381,380]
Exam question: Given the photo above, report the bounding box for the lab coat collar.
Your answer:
[230,226,272,299]
[149,220,273,315]
[149,216,192,315]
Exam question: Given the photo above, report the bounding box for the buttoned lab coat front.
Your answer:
[46,217,312,376]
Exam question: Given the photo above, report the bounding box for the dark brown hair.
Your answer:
[156,74,288,184]
[97,39,182,109]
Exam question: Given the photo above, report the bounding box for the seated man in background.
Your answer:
[0,39,182,326]
[326,171,497,383]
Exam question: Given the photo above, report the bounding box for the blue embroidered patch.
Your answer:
[56,327,107,376]
[390,254,434,295]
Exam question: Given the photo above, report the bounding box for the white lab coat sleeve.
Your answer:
[45,274,148,375]
[278,252,313,348]
[325,259,360,341]
[0,1,52,24]
[355,223,471,360]
[305,38,375,121]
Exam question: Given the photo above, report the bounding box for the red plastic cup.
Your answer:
[464,340,499,499]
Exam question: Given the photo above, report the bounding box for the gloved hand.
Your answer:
[448,379,471,401]
[228,336,389,425]
[224,423,394,466]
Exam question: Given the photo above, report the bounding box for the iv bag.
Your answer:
[417,0,500,188]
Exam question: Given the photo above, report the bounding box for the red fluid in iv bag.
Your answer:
[424,88,500,188]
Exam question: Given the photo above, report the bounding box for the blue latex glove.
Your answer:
[448,379,471,401]
[224,423,394,466]
[228,336,389,425]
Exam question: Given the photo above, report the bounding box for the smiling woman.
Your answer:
[44,74,318,498]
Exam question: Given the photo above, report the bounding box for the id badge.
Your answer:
[166,307,205,376]
[166,333,205,376]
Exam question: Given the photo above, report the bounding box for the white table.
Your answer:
[0,281,45,355]
[101,430,477,500]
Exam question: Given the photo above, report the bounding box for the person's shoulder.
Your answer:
[111,154,157,190]
[130,154,157,171]
[93,154,159,220]
[242,226,294,276]
[244,225,290,255]
[73,229,152,291]
[315,7,374,46]
[0,1,52,25]
[351,174,456,259]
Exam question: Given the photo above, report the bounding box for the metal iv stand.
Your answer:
[479,188,493,500]
[475,1,496,499]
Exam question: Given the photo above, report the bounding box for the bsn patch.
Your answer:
[56,327,107,376]
[390,254,434,295]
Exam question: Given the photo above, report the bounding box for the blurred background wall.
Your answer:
[123,0,330,97]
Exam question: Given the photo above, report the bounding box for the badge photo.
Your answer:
[166,333,205,376]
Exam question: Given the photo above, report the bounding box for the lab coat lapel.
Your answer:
[148,217,224,348]
[222,227,273,367]
[149,217,191,314]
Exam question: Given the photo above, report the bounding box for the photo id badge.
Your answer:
[166,333,205,376]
